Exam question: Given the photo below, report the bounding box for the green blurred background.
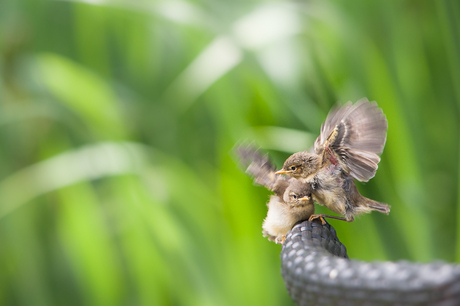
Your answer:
[1,0,460,305]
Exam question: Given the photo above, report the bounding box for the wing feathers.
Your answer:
[236,145,289,195]
[316,98,388,181]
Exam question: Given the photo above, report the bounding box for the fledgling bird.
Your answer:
[237,145,313,243]
[237,145,343,243]
[276,98,390,222]
[263,180,314,244]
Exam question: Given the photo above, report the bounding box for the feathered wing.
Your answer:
[236,145,289,196]
[314,98,388,181]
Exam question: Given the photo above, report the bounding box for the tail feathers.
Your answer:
[368,202,390,215]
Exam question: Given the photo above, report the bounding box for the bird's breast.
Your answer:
[309,170,348,216]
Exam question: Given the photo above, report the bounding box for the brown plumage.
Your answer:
[276,98,390,222]
[263,180,314,243]
[315,98,388,181]
[236,145,315,243]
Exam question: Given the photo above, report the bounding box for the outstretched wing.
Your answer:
[314,98,388,182]
[236,144,289,196]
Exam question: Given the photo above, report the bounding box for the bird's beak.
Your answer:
[275,170,289,175]
[299,196,311,202]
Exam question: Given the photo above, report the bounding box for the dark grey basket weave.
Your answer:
[281,220,460,306]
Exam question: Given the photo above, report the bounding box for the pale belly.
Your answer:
[312,188,347,216]
[307,167,348,216]
[263,196,313,238]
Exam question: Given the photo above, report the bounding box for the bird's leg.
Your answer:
[275,236,285,244]
[308,214,348,225]
[308,214,327,225]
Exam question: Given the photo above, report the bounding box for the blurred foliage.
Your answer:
[1,0,460,305]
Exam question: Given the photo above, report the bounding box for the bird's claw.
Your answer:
[308,214,327,225]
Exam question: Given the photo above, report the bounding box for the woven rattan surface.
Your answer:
[281,220,460,306]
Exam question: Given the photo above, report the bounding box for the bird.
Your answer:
[236,145,344,243]
[275,98,390,222]
[263,180,314,244]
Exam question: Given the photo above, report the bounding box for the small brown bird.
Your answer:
[276,98,390,222]
[237,145,344,243]
[263,180,314,244]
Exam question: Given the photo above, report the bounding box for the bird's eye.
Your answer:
[290,166,296,171]
[292,194,297,199]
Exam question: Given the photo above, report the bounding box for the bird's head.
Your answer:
[276,152,320,179]
[283,180,312,206]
